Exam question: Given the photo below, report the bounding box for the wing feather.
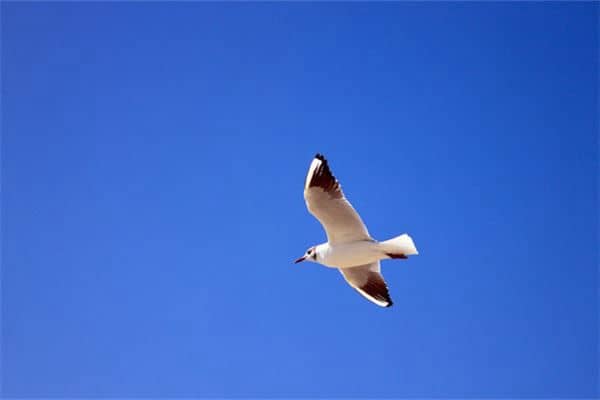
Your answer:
[303,154,370,244]
[339,262,393,307]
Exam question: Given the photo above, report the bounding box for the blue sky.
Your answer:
[2,2,598,398]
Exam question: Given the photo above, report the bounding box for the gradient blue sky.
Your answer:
[2,2,598,398]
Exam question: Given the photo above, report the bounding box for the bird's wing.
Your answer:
[339,262,393,307]
[303,154,371,244]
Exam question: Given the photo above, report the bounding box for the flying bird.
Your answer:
[295,153,418,307]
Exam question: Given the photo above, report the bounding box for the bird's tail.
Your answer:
[379,234,418,259]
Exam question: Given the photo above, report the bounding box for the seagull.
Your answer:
[295,153,418,307]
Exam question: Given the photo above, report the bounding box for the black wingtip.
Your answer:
[315,153,326,161]
[385,300,394,308]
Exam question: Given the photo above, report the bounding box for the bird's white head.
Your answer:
[294,246,318,264]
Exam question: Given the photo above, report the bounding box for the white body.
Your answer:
[315,234,418,269]
[316,241,381,268]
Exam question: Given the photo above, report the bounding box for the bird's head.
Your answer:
[294,246,318,264]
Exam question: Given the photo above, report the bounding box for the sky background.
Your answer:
[1,2,598,398]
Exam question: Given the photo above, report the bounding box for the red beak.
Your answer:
[294,255,306,264]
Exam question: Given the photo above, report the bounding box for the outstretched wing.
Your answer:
[339,262,393,307]
[303,154,371,244]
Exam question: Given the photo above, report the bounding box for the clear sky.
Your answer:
[2,2,598,398]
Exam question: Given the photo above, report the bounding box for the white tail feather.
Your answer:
[380,234,419,256]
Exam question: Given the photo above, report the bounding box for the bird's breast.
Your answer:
[319,241,381,268]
